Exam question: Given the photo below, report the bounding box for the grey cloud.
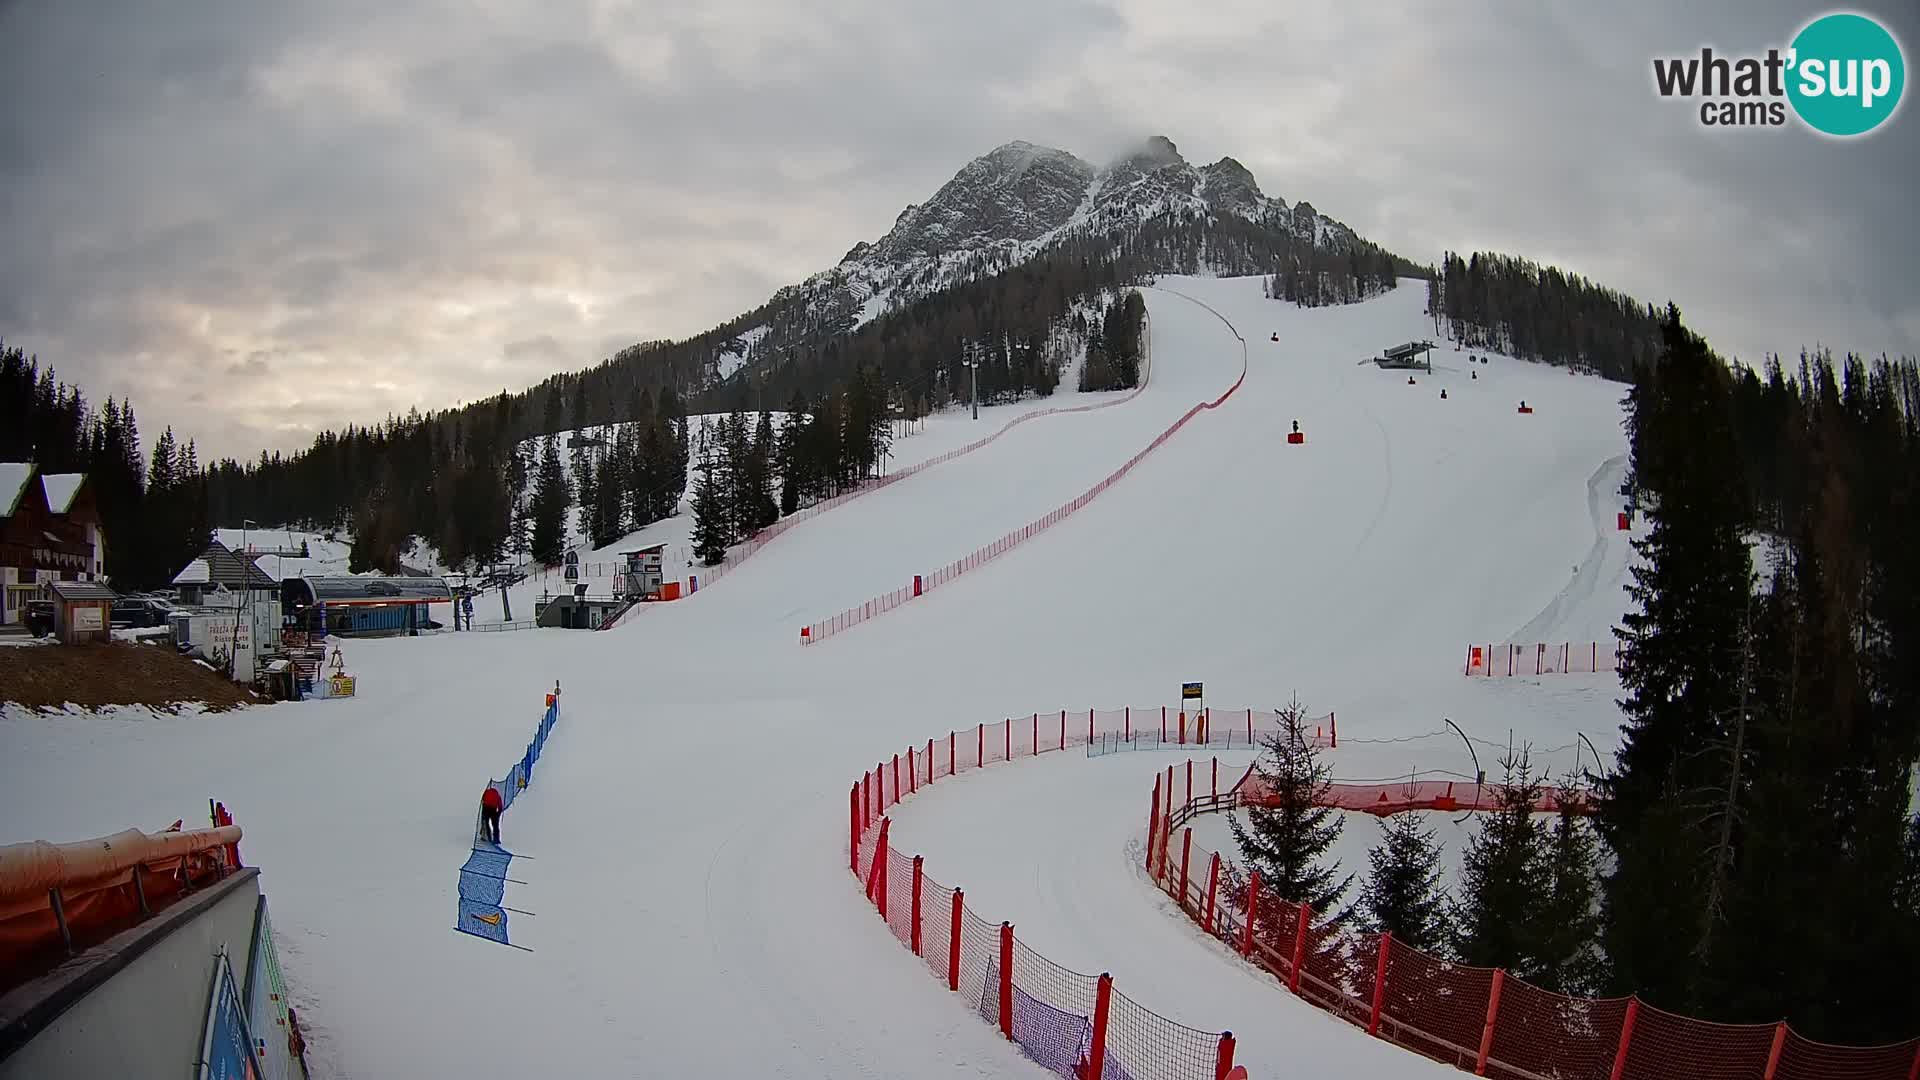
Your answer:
[0,0,1913,460]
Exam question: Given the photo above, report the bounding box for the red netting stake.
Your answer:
[1907,1041,1920,1080]
[910,855,924,956]
[1179,709,1187,745]
[1146,776,1162,874]
[1060,709,1066,750]
[1762,1022,1788,1080]
[949,731,956,776]
[1608,998,1640,1080]
[1368,932,1391,1035]
[1475,969,1505,1076]
[998,922,1014,1040]
[908,746,917,793]
[1005,720,1011,762]
[1215,1032,1236,1080]
[1204,852,1221,933]
[849,784,861,873]
[1162,706,1167,743]
[1180,828,1193,907]
[1241,872,1261,957]
[865,770,874,820]
[1032,713,1038,755]
[865,817,890,904]
[927,738,934,783]
[1087,973,1113,1080]
[948,888,964,991]
[892,754,901,804]
[1288,901,1309,992]
[1087,708,1094,745]
[1245,707,1252,744]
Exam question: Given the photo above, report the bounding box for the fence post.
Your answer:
[948,888,964,991]
[1060,709,1066,750]
[1289,901,1310,993]
[1763,1022,1788,1080]
[1088,708,1094,745]
[1005,721,1011,762]
[949,731,956,776]
[1125,707,1130,741]
[1907,1041,1920,1080]
[1204,852,1221,933]
[1475,969,1505,1076]
[1179,710,1187,745]
[1214,1032,1236,1080]
[1608,998,1640,1080]
[892,754,901,805]
[998,922,1014,1040]
[1162,705,1167,743]
[908,747,917,793]
[1186,759,1193,806]
[911,855,924,956]
[1331,710,1337,748]
[1146,776,1162,874]
[1087,973,1112,1080]
[1032,713,1038,755]
[1241,872,1261,957]
[1212,757,1219,799]
[850,784,861,873]
[1369,932,1391,1036]
[1179,828,1193,906]
[866,818,890,905]
[978,723,984,767]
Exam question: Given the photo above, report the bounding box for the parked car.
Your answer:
[111,596,176,629]
[24,600,54,638]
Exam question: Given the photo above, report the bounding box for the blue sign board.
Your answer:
[200,950,259,1080]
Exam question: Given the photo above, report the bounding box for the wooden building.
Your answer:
[1,464,107,626]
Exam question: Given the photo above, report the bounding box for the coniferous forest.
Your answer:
[1231,312,1920,1045]
[1426,251,1670,380]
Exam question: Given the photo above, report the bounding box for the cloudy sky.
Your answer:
[3,0,1914,459]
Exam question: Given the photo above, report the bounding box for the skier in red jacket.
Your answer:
[479,786,503,844]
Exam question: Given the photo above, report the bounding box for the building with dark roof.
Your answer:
[1,464,106,626]
[281,575,452,637]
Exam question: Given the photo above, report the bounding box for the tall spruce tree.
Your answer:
[1600,306,1754,1005]
[688,451,729,565]
[1228,696,1352,917]
[1355,813,1451,953]
[529,435,570,565]
[1532,793,1604,995]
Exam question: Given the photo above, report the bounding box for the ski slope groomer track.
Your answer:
[801,286,1250,644]
[0,276,1640,1079]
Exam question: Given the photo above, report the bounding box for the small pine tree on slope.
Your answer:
[1452,749,1550,975]
[1355,812,1451,954]
[1228,696,1353,923]
[1530,789,1604,995]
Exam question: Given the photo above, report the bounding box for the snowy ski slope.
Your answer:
[0,275,1637,1078]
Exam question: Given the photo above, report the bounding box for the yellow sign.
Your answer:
[328,675,356,697]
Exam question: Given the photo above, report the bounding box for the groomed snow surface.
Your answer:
[0,275,1636,1078]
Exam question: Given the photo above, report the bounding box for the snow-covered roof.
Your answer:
[252,555,324,582]
[0,463,32,517]
[40,473,84,513]
[172,559,212,585]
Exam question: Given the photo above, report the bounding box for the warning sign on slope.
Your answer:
[1181,681,1203,700]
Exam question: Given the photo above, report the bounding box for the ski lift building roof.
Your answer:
[1383,340,1437,362]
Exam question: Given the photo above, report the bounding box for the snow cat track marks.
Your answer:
[1507,453,1628,645]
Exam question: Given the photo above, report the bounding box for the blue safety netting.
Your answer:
[977,961,1136,1080]
[454,694,559,948]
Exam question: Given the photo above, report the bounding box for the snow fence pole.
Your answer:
[1186,759,1193,807]
[948,888,964,991]
[1204,853,1221,933]
[1369,932,1391,1036]
[1241,871,1260,957]
[1005,720,1011,762]
[1179,710,1186,745]
[1059,709,1065,751]
[1212,757,1219,799]
[1161,706,1167,743]
[1031,713,1038,756]
[1214,1033,1236,1080]
[1146,776,1162,875]
[949,731,956,777]
[910,855,923,956]
[1180,828,1193,909]
[849,784,860,873]
[1331,710,1337,748]
[1762,1022,1788,1080]
[1087,708,1094,746]
[1124,707,1130,742]
[1288,901,1309,992]
[1475,969,1505,1076]
[998,923,1014,1040]
[907,747,916,794]
[892,754,901,804]
[1608,998,1640,1080]
[977,723,983,768]
[1086,973,1113,1080]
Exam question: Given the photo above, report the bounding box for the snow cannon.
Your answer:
[1440,388,1449,400]
[1517,400,1534,414]
[1407,375,1417,385]
[1287,420,1305,445]
[1270,332,1279,342]
[1481,356,1489,364]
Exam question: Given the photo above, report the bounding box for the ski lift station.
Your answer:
[1373,340,1436,370]
[281,575,454,636]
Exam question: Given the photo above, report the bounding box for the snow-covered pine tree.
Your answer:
[1228,696,1352,917]
[688,451,729,566]
[1356,812,1451,953]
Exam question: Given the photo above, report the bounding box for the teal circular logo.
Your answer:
[1787,12,1906,136]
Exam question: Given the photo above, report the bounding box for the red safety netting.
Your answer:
[848,714,1239,1080]
[806,331,1245,645]
[1150,772,1920,1080]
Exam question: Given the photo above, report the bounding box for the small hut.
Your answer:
[48,580,115,644]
